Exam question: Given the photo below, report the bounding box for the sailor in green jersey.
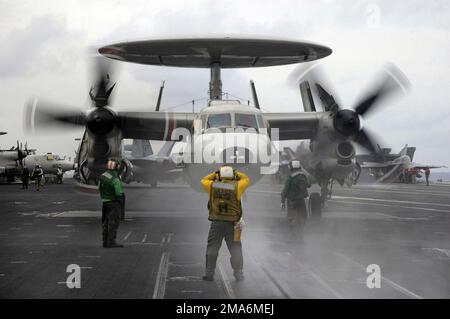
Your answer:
[98,158,124,248]
[281,160,311,242]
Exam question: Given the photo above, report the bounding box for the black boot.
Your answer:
[202,274,214,281]
[104,241,123,248]
[234,270,245,282]
[203,254,217,281]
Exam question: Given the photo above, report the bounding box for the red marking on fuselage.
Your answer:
[166,113,175,141]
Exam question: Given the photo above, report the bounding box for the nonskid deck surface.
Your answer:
[1,180,449,298]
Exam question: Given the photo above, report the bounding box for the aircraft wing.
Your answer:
[263,112,319,140]
[118,112,195,140]
[410,163,446,170]
[360,162,391,168]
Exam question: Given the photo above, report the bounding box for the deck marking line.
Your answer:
[152,251,170,299]
[334,252,423,299]
[216,262,236,299]
[286,252,343,299]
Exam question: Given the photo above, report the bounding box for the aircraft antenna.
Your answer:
[155,81,165,111]
[250,80,260,109]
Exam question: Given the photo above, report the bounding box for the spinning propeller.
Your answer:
[24,56,118,136]
[290,63,410,153]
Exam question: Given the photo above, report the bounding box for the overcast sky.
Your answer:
[0,0,449,170]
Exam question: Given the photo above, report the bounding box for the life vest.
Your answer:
[99,171,119,201]
[286,171,309,201]
[208,179,242,222]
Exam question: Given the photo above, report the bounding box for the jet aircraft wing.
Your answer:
[360,162,392,168]
[410,163,446,170]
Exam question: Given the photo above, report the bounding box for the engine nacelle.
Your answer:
[335,141,355,163]
[86,107,117,136]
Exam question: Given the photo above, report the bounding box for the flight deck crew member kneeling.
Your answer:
[98,159,124,248]
[281,160,311,242]
[201,166,250,282]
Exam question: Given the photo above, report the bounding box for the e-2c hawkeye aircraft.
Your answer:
[23,152,74,179]
[25,36,409,217]
[0,136,30,183]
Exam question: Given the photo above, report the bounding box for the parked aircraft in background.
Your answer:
[358,144,444,183]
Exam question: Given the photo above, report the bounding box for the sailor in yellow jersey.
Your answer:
[200,166,250,282]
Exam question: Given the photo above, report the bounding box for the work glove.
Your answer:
[237,218,245,230]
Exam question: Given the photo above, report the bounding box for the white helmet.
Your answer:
[219,166,234,179]
[290,160,301,170]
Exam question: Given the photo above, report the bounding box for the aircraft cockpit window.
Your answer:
[200,114,207,130]
[256,115,265,128]
[207,114,232,129]
[235,113,258,130]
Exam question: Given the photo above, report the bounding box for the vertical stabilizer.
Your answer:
[131,140,153,157]
[300,81,316,112]
[157,141,176,157]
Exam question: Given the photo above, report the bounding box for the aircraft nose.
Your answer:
[221,147,254,165]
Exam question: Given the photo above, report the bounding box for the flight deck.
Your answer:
[0,180,449,299]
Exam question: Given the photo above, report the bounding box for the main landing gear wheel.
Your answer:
[309,192,322,222]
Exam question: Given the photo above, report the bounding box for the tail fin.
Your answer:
[283,147,297,161]
[131,140,153,157]
[406,146,416,160]
[157,141,176,157]
[399,144,408,156]
[299,81,316,112]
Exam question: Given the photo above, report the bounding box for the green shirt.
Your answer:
[281,171,311,202]
[98,170,123,203]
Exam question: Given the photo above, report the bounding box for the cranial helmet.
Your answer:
[220,166,234,179]
[290,160,301,170]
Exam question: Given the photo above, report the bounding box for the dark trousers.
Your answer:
[425,175,430,186]
[119,194,125,221]
[102,201,121,245]
[35,177,42,190]
[21,179,28,189]
[287,199,307,239]
[205,220,243,276]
